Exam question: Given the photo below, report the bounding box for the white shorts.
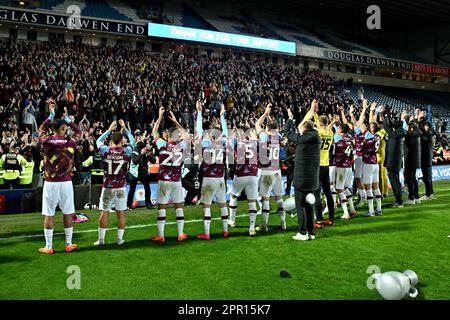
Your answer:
[99,187,127,211]
[42,181,75,216]
[157,180,184,204]
[354,156,363,179]
[200,177,226,204]
[259,170,282,197]
[329,166,336,184]
[231,176,259,200]
[362,163,379,185]
[335,167,353,190]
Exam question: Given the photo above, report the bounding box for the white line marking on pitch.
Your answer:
[0,213,254,241]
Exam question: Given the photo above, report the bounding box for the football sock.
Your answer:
[374,188,382,211]
[331,185,337,207]
[220,206,228,233]
[257,197,262,212]
[44,228,53,249]
[157,209,166,237]
[358,188,367,200]
[248,202,257,229]
[345,189,355,212]
[175,208,184,237]
[276,199,286,225]
[99,228,107,241]
[339,192,349,216]
[117,229,124,241]
[229,197,237,222]
[366,189,374,213]
[64,227,73,246]
[262,200,270,226]
[203,207,211,235]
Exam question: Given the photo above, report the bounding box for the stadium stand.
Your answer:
[81,0,132,21]
[347,85,450,133]
[39,0,67,10]
[3,0,435,65]
[180,4,217,30]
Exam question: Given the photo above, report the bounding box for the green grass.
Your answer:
[1,181,450,300]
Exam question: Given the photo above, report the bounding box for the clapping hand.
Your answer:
[287,108,294,120]
[118,119,126,129]
[108,121,117,132]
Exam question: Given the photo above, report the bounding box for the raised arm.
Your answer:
[369,102,378,123]
[39,101,55,142]
[119,119,135,149]
[168,111,188,141]
[152,107,165,140]
[195,100,204,139]
[357,99,369,126]
[220,104,228,138]
[63,107,82,141]
[300,99,318,127]
[348,104,357,126]
[256,103,271,135]
[327,115,340,131]
[339,105,352,130]
[96,121,115,150]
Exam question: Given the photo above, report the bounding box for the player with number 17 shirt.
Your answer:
[94,120,135,247]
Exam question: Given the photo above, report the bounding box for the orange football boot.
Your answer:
[151,235,166,243]
[196,233,211,240]
[38,247,54,254]
[65,244,78,253]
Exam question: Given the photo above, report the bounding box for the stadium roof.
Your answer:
[234,0,450,31]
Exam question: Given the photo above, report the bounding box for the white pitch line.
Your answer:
[0,213,253,241]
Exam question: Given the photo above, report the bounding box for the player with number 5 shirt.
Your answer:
[362,122,382,217]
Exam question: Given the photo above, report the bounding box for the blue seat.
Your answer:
[82,0,132,21]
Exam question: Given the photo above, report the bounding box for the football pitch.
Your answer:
[1,181,449,300]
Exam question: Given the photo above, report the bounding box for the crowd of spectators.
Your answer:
[0,39,449,187]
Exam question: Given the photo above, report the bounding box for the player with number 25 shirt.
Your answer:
[94,120,135,247]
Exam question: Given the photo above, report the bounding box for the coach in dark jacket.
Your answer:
[284,110,321,240]
[419,120,435,198]
[404,122,421,202]
[127,142,157,209]
[383,112,407,207]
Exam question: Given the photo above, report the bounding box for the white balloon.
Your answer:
[283,197,296,212]
[306,193,316,205]
[373,271,418,300]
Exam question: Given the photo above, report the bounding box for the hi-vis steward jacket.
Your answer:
[19,160,35,185]
[0,152,28,181]
[82,152,104,176]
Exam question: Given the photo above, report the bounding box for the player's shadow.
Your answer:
[74,236,211,252]
[0,254,32,265]
[318,222,413,238]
